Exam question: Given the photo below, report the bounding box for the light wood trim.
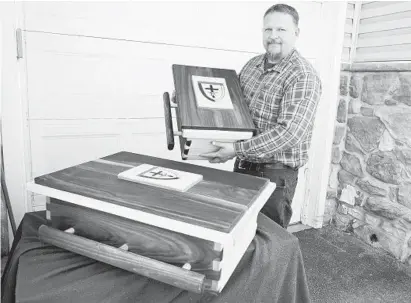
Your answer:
[182,129,254,140]
[27,180,275,245]
[27,181,233,245]
[216,221,257,292]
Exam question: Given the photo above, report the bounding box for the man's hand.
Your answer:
[200,141,236,163]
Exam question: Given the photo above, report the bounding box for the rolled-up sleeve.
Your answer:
[234,73,322,161]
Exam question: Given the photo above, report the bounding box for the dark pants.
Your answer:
[233,158,299,229]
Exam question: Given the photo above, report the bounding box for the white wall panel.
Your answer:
[22,1,322,58]
[25,32,257,120]
[29,118,182,177]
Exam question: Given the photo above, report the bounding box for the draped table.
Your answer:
[1,211,311,303]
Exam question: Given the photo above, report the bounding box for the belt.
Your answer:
[236,159,295,171]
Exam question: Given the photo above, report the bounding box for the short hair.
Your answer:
[264,3,299,27]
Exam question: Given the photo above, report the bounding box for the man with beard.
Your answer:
[201,3,322,229]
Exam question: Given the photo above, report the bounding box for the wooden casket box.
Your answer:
[164,65,256,160]
[27,152,276,294]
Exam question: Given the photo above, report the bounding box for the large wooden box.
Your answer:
[27,152,275,293]
[164,65,256,160]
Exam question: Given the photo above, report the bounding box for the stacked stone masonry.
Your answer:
[326,65,411,266]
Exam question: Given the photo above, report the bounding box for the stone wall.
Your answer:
[325,63,411,265]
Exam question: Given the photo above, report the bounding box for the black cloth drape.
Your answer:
[2,211,311,303]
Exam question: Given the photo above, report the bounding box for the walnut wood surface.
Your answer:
[104,152,268,194]
[48,198,222,281]
[34,152,270,233]
[38,224,210,294]
[172,64,256,132]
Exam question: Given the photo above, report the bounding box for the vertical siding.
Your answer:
[355,1,411,62]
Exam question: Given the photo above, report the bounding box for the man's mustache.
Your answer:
[267,39,282,44]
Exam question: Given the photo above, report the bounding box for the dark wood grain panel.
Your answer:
[34,152,270,232]
[49,199,222,281]
[172,64,256,131]
[102,151,269,194]
[80,160,256,209]
[36,167,239,232]
[38,224,210,294]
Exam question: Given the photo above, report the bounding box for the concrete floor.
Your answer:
[293,225,411,303]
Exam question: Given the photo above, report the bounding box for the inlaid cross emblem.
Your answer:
[138,167,179,180]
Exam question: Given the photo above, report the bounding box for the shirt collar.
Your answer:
[256,48,297,73]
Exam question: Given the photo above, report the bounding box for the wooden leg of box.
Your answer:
[215,222,257,292]
[63,226,130,251]
[64,227,75,234]
[118,243,129,251]
[45,197,51,223]
[203,279,219,293]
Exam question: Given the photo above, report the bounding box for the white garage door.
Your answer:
[19,1,333,224]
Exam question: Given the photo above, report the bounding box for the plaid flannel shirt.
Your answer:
[234,49,322,169]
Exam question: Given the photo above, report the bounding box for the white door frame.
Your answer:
[300,1,347,228]
[2,1,347,229]
[1,1,33,228]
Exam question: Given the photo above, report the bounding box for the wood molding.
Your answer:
[301,1,348,228]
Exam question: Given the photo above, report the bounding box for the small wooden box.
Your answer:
[164,65,256,160]
[27,152,275,293]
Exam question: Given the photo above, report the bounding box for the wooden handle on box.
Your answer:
[163,92,175,150]
[38,224,211,294]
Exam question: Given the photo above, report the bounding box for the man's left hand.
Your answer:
[200,141,236,163]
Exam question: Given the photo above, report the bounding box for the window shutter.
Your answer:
[355,1,411,62]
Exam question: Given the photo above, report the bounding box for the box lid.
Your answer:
[34,152,270,234]
[172,64,256,133]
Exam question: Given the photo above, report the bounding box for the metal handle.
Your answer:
[163,92,175,150]
[38,224,213,294]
